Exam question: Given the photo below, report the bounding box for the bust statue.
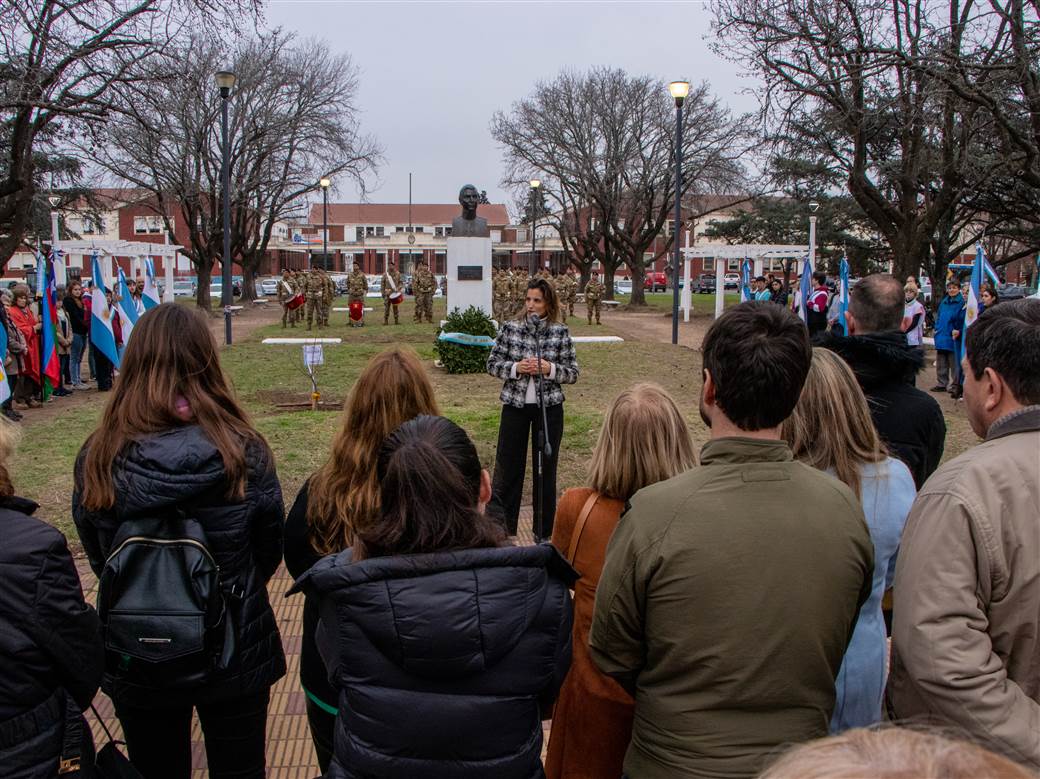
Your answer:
[451,184,490,238]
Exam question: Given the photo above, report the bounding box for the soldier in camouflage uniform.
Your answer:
[509,269,526,319]
[552,271,568,323]
[277,269,296,328]
[304,269,325,330]
[412,259,436,323]
[382,260,403,325]
[290,270,304,326]
[493,269,509,322]
[565,268,578,318]
[585,269,606,325]
[347,261,368,327]
[320,268,335,326]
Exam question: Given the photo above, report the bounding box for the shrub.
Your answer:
[435,306,497,374]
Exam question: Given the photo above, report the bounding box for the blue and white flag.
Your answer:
[115,267,140,349]
[837,254,850,335]
[90,253,120,368]
[142,258,161,310]
[793,254,813,323]
[965,244,986,330]
[739,257,752,303]
[0,314,9,406]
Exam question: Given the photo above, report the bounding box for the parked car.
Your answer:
[615,278,633,296]
[997,283,1029,301]
[644,271,668,292]
[723,273,740,289]
[171,279,195,297]
[329,274,349,295]
[403,274,414,295]
[260,277,280,296]
[366,276,382,297]
[696,273,716,294]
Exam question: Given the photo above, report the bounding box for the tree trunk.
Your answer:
[240,261,258,303]
[578,267,590,292]
[194,257,214,311]
[628,262,647,306]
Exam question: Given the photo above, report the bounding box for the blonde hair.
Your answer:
[306,347,440,555]
[904,283,918,295]
[587,383,696,500]
[781,348,885,498]
[760,727,1037,779]
[0,417,21,498]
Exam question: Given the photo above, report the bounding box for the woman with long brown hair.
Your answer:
[781,348,915,732]
[546,383,696,779]
[283,346,439,772]
[73,303,285,779]
[486,276,578,540]
[293,415,575,778]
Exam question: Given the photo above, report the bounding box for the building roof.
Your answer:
[64,187,151,211]
[309,202,510,228]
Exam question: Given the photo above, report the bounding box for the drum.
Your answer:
[349,299,364,322]
[389,291,404,305]
[287,293,305,311]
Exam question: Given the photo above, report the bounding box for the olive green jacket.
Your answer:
[590,437,873,779]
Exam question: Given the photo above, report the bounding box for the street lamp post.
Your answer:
[529,179,540,275]
[808,200,819,276]
[669,80,690,345]
[215,69,236,346]
[319,177,331,271]
[47,195,62,286]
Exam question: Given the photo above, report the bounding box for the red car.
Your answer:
[644,271,668,292]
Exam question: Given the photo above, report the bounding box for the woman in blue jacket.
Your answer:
[931,279,965,395]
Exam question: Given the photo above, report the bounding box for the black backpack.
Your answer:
[97,514,237,687]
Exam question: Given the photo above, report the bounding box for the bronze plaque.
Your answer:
[457,265,483,281]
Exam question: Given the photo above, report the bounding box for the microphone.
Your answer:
[527,312,541,330]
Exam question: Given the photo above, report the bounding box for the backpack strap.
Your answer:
[59,692,83,775]
[566,491,600,565]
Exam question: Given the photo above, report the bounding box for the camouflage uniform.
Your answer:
[585,275,606,324]
[382,267,402,324]
[552,274,568,323]
[510,270,527,318]
[413,263,436,323]
[304,270,325,330]
[320,269,335,326]
[493,270,510,322]
[347,267,368,327]
[565,271,578,317]
[290,272,304,325]
[277,272,296,328]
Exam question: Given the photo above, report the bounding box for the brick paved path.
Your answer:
[80,508,539,778]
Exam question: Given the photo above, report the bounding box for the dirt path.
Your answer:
[601,305,714,350]
[16,301,283,429]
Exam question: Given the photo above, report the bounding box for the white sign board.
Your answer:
[303,344,324,367]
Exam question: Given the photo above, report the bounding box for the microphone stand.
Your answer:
[531,316,553,542]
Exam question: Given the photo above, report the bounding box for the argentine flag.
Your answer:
[0,316,9,405]
[142,258,161,310]
[115,267,140,350]
[90,253,121,369]
[793,254,813,323]
[837,254,850,335]
[739,257,752,303]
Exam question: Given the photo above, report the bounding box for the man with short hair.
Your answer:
[888,299,1040,771]
[591,301,873,779]
[816,273,946,488]
[753,275,771,301]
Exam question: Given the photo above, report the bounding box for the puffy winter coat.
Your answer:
[294,543,577,779]
[815,331,946,488]
[72,425,286,707]
[0,495,104,778]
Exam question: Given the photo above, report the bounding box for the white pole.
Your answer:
[681,229,692,322]
[162,237,175,304]
[714,257,725,319]
[809,215,818,272]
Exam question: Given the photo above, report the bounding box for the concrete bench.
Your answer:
[252,298,269,306]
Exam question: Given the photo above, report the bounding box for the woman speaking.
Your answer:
[486,276,578,540]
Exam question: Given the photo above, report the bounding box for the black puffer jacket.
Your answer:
[72,425,286,707]
[0,495,104,778]
[294,543,576,779]
[816,330,946,487]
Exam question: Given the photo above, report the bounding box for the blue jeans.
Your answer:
[70,333,86,384]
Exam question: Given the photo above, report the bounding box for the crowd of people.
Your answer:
[1,276,143,421]
[0,272,1037,779]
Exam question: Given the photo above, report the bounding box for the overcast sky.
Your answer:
[266,0,758,216]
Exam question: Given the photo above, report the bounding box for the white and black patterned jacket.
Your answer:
[487,319,579,409]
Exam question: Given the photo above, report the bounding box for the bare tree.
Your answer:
[710,0,1035,282]
[0,0,261,271]
[87,32,381,309]
[491,68,751,304]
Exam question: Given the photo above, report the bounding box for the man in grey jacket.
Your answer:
[888,298,1040,771]
[590,301,874,779]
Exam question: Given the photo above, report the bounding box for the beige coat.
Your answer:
[888,405,1040,770]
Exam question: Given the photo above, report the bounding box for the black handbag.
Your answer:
[59,694,142,779]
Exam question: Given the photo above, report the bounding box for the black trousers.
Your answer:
[92,344,113,391]
[488,402,564,540]
[114,690,269,779]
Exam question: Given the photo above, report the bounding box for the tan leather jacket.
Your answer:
[888,405,1040,770]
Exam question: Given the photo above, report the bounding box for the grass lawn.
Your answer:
[611,290,743,314]
[11,294,976,543]
[11,297,706,541]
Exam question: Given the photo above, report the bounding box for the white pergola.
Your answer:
[679,244,809,320]
[53,240,184,303]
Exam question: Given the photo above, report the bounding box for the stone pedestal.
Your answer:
[446,236,493,317]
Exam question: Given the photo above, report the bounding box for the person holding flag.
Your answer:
[36,250,62,402]
[141,258,162,310]
[836,254,851,335]
[115,267,140,354]
[739,258,753,303]
[952,245,988,399]
[90,253,120,392]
